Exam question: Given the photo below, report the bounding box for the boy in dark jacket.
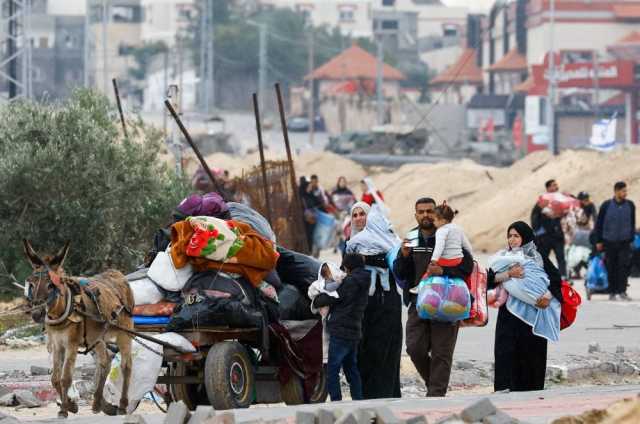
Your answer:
[312,253,369,401]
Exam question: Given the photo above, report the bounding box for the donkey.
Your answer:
[22,240,134,418]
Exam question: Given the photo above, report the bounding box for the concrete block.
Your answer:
[203,412,235,424]
[353,408,377,424]
[588,342,600,353]
[124,415,148,424]
[188,406,216,424]
[29,366,50,376]
[296,411,317,424]
[403,415,428,424]
[374,406,401,424]
[460,398,497,422]
[482,411,515,424]
[14,390,43,408]
[165,401,192,424]
[335,413,358,424]
[433,415,464,424]
[318,409,336,424]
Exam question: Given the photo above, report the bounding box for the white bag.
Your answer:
[103,333,195,413]
[147,247,193,292]
[129,277,164,306]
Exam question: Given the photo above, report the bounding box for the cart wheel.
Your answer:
[308,366,328,403]
[204,342,254,410]
[280,375,305,405]
[169,362,208,411]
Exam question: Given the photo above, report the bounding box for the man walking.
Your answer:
[531,179,567,278]
[595,181,635,301]
[393,197,473,397]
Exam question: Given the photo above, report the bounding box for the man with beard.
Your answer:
[393,197,473,397]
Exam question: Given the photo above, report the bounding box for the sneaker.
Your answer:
[609,294,618,301]
[619,293,633,301]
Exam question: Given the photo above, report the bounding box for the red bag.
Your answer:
[460,262,489,327]
[560,280,581,330]
[537,192,580,217]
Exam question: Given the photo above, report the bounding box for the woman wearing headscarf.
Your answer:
[487,221,563,392]
[346,201,403,399]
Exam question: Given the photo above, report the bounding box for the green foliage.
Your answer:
[0,90,190,293]
[128,41,169,81]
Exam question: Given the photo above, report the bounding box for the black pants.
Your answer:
[538,237,567,278]
[604,241,632,295]
[494,307,547,392]
[405,306,458,396]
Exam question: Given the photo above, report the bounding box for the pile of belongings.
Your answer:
[127,192,322,330]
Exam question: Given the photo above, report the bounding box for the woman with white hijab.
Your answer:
[346,201,403,399]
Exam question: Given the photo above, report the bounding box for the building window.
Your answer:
[382,0,396,6]
[443,24,458,37]
[112,6,143,23]
[562,50,593,64]
[381,19,398,30]
[339,9,355,22]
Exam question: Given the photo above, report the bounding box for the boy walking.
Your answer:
[311,254,369,401]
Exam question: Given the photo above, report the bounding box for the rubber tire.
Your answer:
[308,366,328,403]
[280,375,305,405]
[169,362,208,411]
[204,342,254,410]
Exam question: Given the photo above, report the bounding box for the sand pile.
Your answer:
[552,395,640,424]
[181,146,640,253]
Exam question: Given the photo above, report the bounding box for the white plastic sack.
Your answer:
[147,247,193,292]
[129,277,163,306]
[103,333,195,413]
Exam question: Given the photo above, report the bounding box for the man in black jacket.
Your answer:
[595,181,636,301]
[312,254,369,401]
[531,179,567,278]
[393,197,473,397]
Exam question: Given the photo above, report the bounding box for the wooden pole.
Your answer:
[164,100,226,199]
[112,78,128,138]
[274,83,307,252]
[252,93,273,227]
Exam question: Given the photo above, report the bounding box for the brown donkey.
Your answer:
[23,240,134,418]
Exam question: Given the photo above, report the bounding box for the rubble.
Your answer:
[551,395,640,424]
[460,398,497,422]
[588,343,601,354]
[29,366,49,376]
[165,401,191,424]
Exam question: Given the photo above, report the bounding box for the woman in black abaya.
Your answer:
[487,221,563,391]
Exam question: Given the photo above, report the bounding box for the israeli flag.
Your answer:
[589,113,617,152]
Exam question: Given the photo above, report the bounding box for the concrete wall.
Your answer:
[557,114,627,150]
[319,96,406,134]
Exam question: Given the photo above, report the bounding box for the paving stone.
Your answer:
[335,413,358,424]
[188,406,216,424]
[165,401,191,424]
[482,411,516,424]
[14,390,42,408]
[203,412,235,424]
[124,415,148,424]
[402,415,428,424]
[29,366,50,376]
[296,411,317,424]
[588,342,600,353]
[374,406,400,424]
[318,409,336,424]
[460,398,497,422]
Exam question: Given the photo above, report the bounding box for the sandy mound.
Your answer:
[552,395,640,424]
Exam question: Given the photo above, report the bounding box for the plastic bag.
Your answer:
[129,277,164,306]
[312,210,337,250]
[103,333,195,414]
[147,247,193,292]
[416,275,471,322]
[166,296,263,331]
[586,255,608,291]
[537,192,580,217]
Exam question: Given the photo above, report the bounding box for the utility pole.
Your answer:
[178,34,184,112]
[8,0,17,98]
[307,31,315,145]
[163,48,168,135]
[199,0,207,111]
[84,0,91,87]
[546,0,557,155]
[258,23,267,118]
[208,0,215,112]
[102,0,109,95]
[375,35,384,125]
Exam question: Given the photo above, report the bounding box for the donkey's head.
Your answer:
[22,240,70,323]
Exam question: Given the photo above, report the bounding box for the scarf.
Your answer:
[350,201,371,237]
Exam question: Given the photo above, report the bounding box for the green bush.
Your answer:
[0,89,190,293]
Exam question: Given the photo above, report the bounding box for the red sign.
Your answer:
[531,59,636,89]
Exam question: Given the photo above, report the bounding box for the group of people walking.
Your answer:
[307,177,635,402]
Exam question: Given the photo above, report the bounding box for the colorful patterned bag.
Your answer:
[185,216,244,262]
[416,275,471,323]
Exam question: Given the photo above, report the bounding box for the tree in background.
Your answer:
[0,90,190,295]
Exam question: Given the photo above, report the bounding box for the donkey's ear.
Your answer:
[50,241,71,270]
[23,239,44,268]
